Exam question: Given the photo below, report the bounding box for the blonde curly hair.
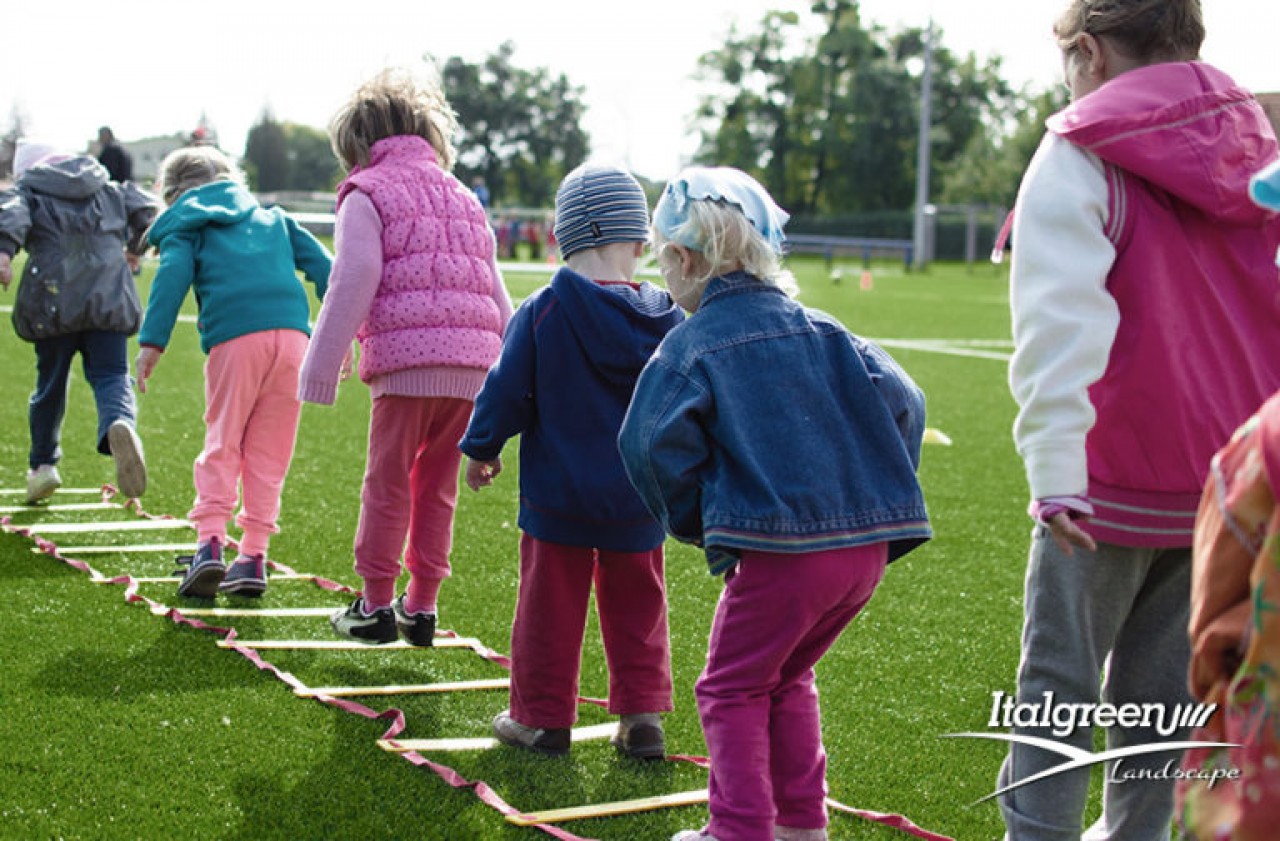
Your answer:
[156,145,242,206]
[329,65,459,172]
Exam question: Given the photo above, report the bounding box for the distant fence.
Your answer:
[785,234,914,269]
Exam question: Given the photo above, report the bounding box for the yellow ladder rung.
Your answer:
[295,678,510,698]
[379,723,617,754]
[506,788,710,825]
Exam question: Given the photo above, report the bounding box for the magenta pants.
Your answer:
[189,330,306,557]
[698,543,888,841]
[509,534,673,729]
[353,395,472,609]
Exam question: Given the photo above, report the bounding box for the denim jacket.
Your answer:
[618,271,931,574]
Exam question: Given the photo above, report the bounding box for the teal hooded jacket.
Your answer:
[139,180,331,353]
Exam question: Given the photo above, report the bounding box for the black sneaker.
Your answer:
[219,554,267,597]
[175,538,226,598]
[330,598,397,644]
[492,710,571,757]
[392,595,437,647]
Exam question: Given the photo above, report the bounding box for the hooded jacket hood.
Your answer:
[549,267,683,386]
[147,180,258,245]
[17,156,109,201]
[1048,61,1276,226]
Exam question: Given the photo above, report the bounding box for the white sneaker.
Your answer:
[25,464,61,504]
[107,420,146,498]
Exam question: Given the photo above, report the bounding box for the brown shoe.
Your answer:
[613,714,665,760]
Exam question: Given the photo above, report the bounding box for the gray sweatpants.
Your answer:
[997,529,1192,841]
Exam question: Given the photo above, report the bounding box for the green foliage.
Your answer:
[938,87,1069,207]
[443,42,591,208]
[243,109,289,192]
[694,2,1045,215]
[0,254,1115,839]
[243,111,341,193]
[283,122,341,192]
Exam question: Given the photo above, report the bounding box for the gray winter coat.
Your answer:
[0,156,157,341]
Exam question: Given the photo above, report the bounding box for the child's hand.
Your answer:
[125,252,141,275]
[465,457,502,491]
[339,342,356,381]
[1046,511,1097,555]
[135,347,162,393]
[0,253,11,290]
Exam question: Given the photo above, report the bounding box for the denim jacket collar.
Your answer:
[699,271,786,309]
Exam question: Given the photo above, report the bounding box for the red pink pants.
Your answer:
[698,543,888,841]
[509,534,673,728]
[353,395,473,610]
[189,330,306,558]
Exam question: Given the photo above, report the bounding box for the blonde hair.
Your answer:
[654,199,798,298]
[156,146,241,206]
[329,66,459,172]
[1054,0,1203,63]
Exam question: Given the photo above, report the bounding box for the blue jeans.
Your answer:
[29,331,136,469]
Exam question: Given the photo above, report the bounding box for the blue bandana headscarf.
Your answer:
[653,166,789,254]
[1251,159,1280,211]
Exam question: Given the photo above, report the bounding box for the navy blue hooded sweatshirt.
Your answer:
[459,267,684,552]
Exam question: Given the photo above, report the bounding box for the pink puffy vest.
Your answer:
[337,136,503,380]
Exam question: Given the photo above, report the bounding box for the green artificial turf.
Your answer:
[0,253,1092,840]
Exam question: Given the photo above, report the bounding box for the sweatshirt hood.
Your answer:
[17,155,109,200]
[147,180,259,245]
[549,267,684,385]
[1048,62,1277,225]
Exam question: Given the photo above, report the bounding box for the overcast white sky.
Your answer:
[4,0,1277,181]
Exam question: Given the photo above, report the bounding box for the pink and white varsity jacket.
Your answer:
[1009,61,1280,547]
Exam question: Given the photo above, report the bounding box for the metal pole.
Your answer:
[911,17,934,270]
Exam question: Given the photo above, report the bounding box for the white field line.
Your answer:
[872,338,1012,362]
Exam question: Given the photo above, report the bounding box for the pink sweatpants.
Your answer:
[509,534,673,729]
[698,543,888,841]
[189,330,307,558]
[353,395,473,610]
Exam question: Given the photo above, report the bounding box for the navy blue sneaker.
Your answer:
[219,553,267,597]
[393,595,437,647]
[175,538,226,598]
[330,598,397,644]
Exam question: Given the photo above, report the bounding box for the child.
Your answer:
[136,146,332,599]
[1175,162,1280,841]
[299,66,512,645]
[998,2,1280,838]
[617,166,931,841]
[460,163,684,759]
[0,139,156,504]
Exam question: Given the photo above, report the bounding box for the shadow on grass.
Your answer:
[221,709,490,840]
[33,624,265,699]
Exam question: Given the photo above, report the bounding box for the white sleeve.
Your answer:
[1008,133,1119,501]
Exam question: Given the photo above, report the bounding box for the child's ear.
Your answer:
[677,245,698,277]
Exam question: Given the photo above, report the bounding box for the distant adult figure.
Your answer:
[471,177,491,210]
[97,126,133,183]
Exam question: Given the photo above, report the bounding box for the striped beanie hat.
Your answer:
[553,164,650,259]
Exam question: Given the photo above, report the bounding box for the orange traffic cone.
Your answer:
[859,269,874,291]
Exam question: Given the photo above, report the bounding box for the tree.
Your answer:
[937,87,1067,207]
[243,109,289,192]
[692,2,1022,216]
[283,122,340,191]
[442,42,591,208]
